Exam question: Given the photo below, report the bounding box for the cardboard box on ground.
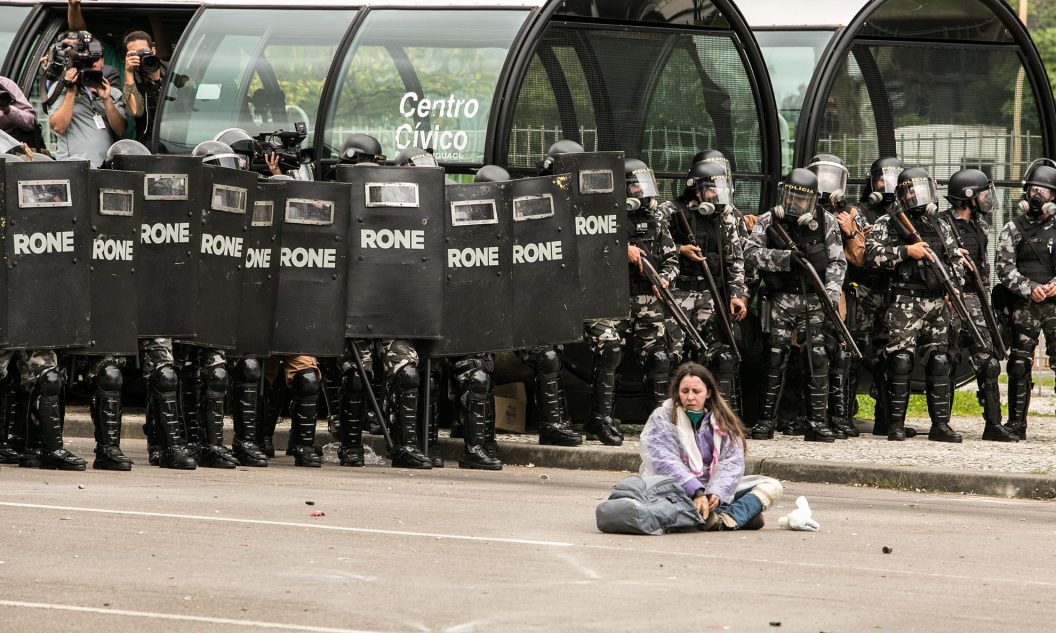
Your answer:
[493,383,527,433]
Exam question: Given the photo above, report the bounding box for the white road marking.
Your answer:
[0,502,575,548]
[0,600,384,633]
[552,550,601,580]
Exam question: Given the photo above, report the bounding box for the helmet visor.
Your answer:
[203,153,247,171]
[779,183,817,218]
[873,166,901,194]
[976,183,998,213]
[696,175,731,207]
[697,156,731,181]
[897,177,938,212]
[809,161,848,196]
[1027,184,1055,203]
[627,167,659,199]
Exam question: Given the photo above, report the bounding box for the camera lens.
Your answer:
[0,90,12,109]
[139,51,162,74]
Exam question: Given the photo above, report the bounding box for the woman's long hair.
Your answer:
[667,362,746,452]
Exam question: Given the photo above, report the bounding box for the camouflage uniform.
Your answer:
[866,210,964,440]
[996,213,1056,439]
[174,343,238,467]
[660,197,746,414]
[743,209,846,441]
[449,353,502,468]
[0,348,80,469]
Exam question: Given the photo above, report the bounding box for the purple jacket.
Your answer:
[638,403,745,503]
[0,76,37,134]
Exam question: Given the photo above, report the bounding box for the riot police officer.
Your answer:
[865,168,965,442]
[744,168,846,442]
[660,159,747,413]
[945,169,1019,442]
[996,161,1056,440]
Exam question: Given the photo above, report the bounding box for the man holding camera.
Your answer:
[48,38,126,167]
[123,31,164,145]
[0,76,37,144]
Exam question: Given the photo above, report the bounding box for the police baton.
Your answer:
[637,253,710,354]
[349,341,395,454]
[942,210,1008,360]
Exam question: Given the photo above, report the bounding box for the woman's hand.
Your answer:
[693,495,709,517]
[707,494,720,512]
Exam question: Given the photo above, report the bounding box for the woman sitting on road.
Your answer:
[640,362,783,530]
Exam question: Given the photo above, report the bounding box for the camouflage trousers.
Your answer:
[0,349,58,386]
[610,293,667,368]
[583,320,622,357]
[952,292,997,367]
[1009,299,1056,363]
[848,285,885,359]
[666,288,736,363]
[882,292,949,357]
[139,338,174,377]
[342,338,418,386]
[174,343,227,380]
[768,291,827,348]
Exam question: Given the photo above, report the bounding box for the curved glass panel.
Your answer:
[324,10,528,165]
[0,6,30,66]
[858,0,1013,42]
[157,9,356,154]
[555,0,729,29]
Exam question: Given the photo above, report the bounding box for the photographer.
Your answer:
[122,31,164,144]
[0,76,37,143]
[47,35,126,167]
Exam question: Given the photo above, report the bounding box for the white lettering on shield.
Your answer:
[447,246,499,268]
[140,222,190,245]
[575,214,618,235]
[512,241,562,264]
[280,247,336,269]
[245,248,272,269]
[13,231,75,255]
[92,238,134,261]
[200,233,244,258]
[360,229,425,250]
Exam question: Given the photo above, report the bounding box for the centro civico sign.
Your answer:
[396,92,481,162]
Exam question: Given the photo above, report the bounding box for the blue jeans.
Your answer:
[715,486,764,530]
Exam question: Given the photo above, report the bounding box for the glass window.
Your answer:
[512,194,554,221]
[157,9,356,154]
[286,198,334,225]
[252,200,274,226]
[364,182,419,208]
[99,189,135,216]
[19,180,71,208]
[324,9,528,165]
[0,6,30,66]
[211,184,248,214]
[145,174,189,200]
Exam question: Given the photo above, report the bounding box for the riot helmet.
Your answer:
[192,140,246,170]
[624,158,659,211]
[691,149,732,183]
[394,146,438,167]
[807,153,848,206]
[865,157,903,206]
[1017,162,1056,218]
[213,128,261,165]
[946,168,997,214]
[0,153,24,162]
[28,153,53,162]
[686,160,730,215]
[540,139,584,174]
[338,134,385,165]
[896,168,939,216]
[773,168,819,223]
[268,174,295,181]
[102,139,150,169]
[475,165,511,183]
[0,129,21,154]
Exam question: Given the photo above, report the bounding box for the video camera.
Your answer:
[254,121,314,174]
[43,31,104,90]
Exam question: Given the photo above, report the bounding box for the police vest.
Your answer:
[892,213,947,292]
[951,215,988,283]
[675,205,724,290]
[1013,216,1056,285]
[762,209,828,294]
[626,207,666,294]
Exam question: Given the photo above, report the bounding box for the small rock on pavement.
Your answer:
[882,546,893,554]
[769,622,781,627]
[539,474,550,481]
[305,501,315,506]
[309,511,325,517]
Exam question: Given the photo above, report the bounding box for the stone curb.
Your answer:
[56,413,1056,500]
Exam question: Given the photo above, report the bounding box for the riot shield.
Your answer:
[271,180,350,357]
[510,175,582,349]
[433,181,514,356]
[0,159,92,349]
[179,165,255,350]
[112,154,203,339]
[337,164,445,339]
[235,180,283,357]
[552,152,627,320]
[84,168,142,355]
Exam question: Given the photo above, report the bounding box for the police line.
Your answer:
[0,152,628,359]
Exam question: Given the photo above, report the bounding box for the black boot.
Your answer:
[426,377,444,468]
[871,359,890,436]
[714,351,740,420]
[35,370,85,471]
[458,378,502,470]
[584,347,623,446]
[0,373,22,464]
[149,367,197,470]
[259,376,285,458]
[178,359,203,460]
[646,350,672,406]
[536,364,582,446]
[1004,354,1032,440]
[232,359,268,467]
[751,347,787,440]
[804,346,836,443]
[319,358,342,439]
[924,353,960,443]
[829,350,858,437]
[338,370,365,467]
[91,364,132,471]
[289,369,322,467]
[197,363,238,468]
[389,365,431,469]
[886,352,912,441]
[977,356,1018,442]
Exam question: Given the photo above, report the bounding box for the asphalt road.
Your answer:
[1,438,1053,633]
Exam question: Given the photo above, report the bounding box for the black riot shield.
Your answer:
[179,165,255,350]
[235,180,283,357]
[271,181,350,357]
[112,154,203,339]
[337,164,445,339]
[510,175,582,349]
[433,181,514,356]
[552,152,627,320]
[0,160,92,349]
[84,168,142,355]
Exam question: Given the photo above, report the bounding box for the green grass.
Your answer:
[856,391,985,418]
[998,374,1055,387]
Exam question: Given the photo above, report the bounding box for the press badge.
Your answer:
[93,114,106,130]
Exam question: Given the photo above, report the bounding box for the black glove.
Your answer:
[788,251,807,268]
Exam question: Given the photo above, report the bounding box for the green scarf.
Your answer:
[685,408,706,431]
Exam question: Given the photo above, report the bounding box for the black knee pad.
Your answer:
[978,355,1000,381]
[536,349,561,375]
[343,369,365,395]
[714,351,736,375]
[925,352,951,377]
[466,369,490,397]
[292,368,321,399]
[809,346,829,371]
[204,364,229,394]
[96,364,123,393]
[765,347,787,370]
[151,365,179,394]
[393,364,419,392]
[888,351,914,377]
[38,369,63,398]
[1007,354,1032,379]
[595,345,622,372]
[234,357,261,383]
[646,351,671,375]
